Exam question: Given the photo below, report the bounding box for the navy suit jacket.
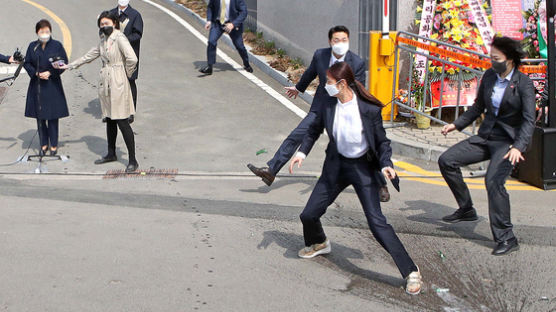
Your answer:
[299,96,392,185]
[454,68,536,152]
[111,5,143,79]
[207,0,247,28]
[0,53,10,64]
[296,48,366,113]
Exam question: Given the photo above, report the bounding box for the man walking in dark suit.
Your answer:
[199,0,252,75]
[439,36,536,256]
[247,26,391,202]
[111,0,143,121]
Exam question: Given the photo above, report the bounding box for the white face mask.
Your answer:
[38,34,51,43]
[118,0,130,7]
[332,42,349,56]
[325,80,343,97]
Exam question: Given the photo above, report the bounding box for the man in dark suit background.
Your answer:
[247,26,391,202]
[199,0,252,75]
[439,36,536,256]
[111,0,143,121]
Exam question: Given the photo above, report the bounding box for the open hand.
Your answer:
[503,147,524,165]
[285,86,299,99]
[289,156,304,174]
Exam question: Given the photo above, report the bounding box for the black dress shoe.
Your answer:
[442,207,478,223]
[49,148,58,156]
[492,238,519,256]
[39,148,47,157]
[244,65,253,73]
[126,161,139,173]
[199,65,213,75]
[379,186,390,202]
[94,155,117,165]
[247,163,275,186]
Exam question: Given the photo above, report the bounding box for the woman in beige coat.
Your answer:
[62,11,139,172]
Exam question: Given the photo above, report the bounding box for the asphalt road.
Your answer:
[0,1,555,311]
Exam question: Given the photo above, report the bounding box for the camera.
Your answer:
[49,56,66,67]
[12,48,24,63]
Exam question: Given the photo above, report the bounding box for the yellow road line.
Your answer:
[21,0,72,58]
[394,160,548,191]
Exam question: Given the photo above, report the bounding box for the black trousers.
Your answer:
[129,79,137,110]
[300,156,417,278]
[438,137,515,242]
[106,118,136,163]
[37,119,59,148]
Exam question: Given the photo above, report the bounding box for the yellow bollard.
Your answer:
[368,31,399,121]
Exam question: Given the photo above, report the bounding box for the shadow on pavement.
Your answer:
[401,200,493,248]
[83,98,102,120]
[257,230,405,288]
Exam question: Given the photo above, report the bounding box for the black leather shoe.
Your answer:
[492,238,519,256]
[379,186,390,202]
[126,161,139,173]
[94,155,117,165]
[199,65,213,75]
[49,148,58,156]
[441,207,478,223]
[247,163,275,186]
[244,65,253,73]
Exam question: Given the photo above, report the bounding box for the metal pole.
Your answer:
[391,41,400,125]
[547,0,556,127]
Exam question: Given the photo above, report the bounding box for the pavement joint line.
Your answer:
[20,0,72,58]
[141,0,307,118]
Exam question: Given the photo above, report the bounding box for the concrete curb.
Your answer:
[165,0,442,161]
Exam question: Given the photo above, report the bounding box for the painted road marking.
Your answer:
[140,0,307,119]
[20,0,72,58]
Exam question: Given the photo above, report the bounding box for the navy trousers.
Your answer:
[438,137,515,243]
[207,22,249,67]
[299,156,418,279]
[37,119,59,148]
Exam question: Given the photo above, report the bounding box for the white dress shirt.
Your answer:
[329,52,346,67]
[332,93,369,158]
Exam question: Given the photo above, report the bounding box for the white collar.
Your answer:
[331,52,346,64]
[337,91,357,108]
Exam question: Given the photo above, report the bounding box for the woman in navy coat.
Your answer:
[23,19,69,156]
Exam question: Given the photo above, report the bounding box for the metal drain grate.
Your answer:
[103,168,178,179]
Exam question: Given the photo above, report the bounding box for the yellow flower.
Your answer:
[442,1,452,10]
[416,6,422,12]
[449,9,459,18]
[431,33,439,39]
[447,68,456,75]
[452,33,463,42]
[443,31,451,39]
[429,66,436,72]
[451,27,463,35]
[415,19,421,25]
[442,11,450,19]
[451,19,463,28]
[461,42,471,49]
[482,2,489,9]
[454,0,462,7]
[476,36,484,46]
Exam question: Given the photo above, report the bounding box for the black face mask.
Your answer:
[99,26,114,37]
[491,60,507,74]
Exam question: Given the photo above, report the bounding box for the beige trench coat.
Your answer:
[69,30,137,120]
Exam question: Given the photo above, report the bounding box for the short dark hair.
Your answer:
[35,19,52,33]
[328,25,350,40]
[97,11,120,29]
[491,36,525,67]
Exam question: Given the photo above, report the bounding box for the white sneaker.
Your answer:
[298,239,331,259]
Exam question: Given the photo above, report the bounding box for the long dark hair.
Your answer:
[327,62,384,108]
[491,36,525,67]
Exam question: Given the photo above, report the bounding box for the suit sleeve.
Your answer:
[0,53,9,64]
[353,59,366,86]
[23,43,37,78]
[232,0,248,27]
[295,52,318,93]
[127,13,143,43]
[49,43,68,77]
[68,45,100,69]
[513,76,536,152]
[298,112,324,157]
[373,112,394,169]
[453,73,487,131]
